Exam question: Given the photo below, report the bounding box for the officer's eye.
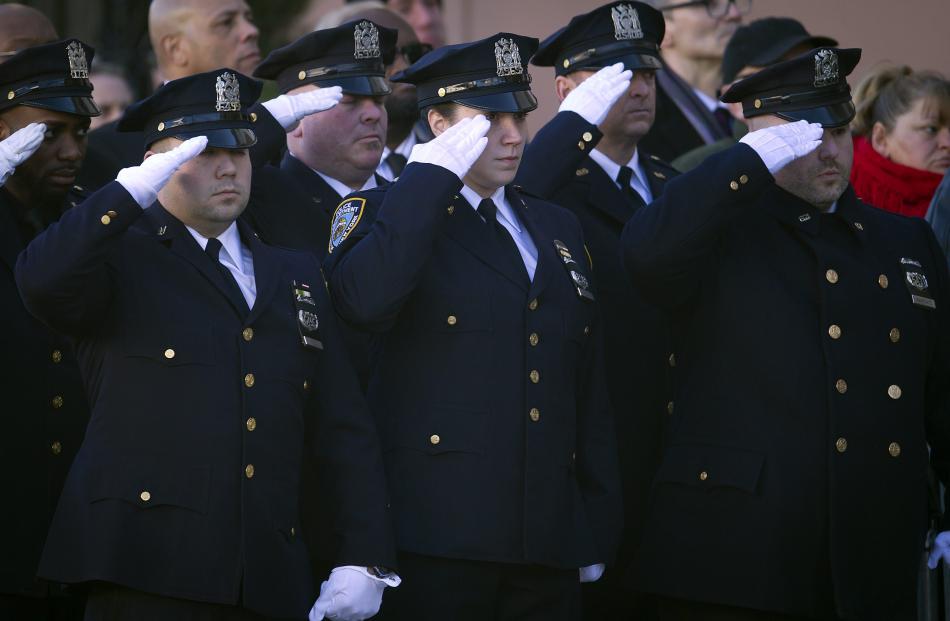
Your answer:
[829,127,848,137]
[43,128,56,140]
[922,125,939,135]
[514,112,528,121]
[485,112,498,121]
[76,127,89,138]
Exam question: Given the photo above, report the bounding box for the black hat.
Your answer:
[118,69,261,150]
[722,18,837,84]
[0,39,100,116]
[392,33,538,113]
[532,2,664,75]
[254,20,396,96]
[721,47,861,128]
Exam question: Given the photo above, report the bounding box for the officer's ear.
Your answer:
[160,32,188,70]
[427,107,449,137]
[870,121,891,158]
[554,75,579,103]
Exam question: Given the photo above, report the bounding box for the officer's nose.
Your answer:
[495,115,524,147]
[817,130,840,160]
[628,71,652,99]
[216,152,239,177]
[358,98,384,124]
[238,15,260,43]
[57,134,83,163]
[936,126,950,150]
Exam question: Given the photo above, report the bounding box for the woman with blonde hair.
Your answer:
[850,65,950,217]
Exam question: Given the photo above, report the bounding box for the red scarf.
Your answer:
[850,135,943,218]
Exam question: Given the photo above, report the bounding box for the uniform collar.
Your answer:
[381,131,417,161]
[186,221,245,272]
[287,150,378,198]
[590,148,648,187]
[460,184,522,233]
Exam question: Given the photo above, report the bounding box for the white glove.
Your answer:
[407,114,490,180]
[0,122,46,186]
[579,563,605,583]
[261,85,343,131]
[559,63,633,126]
[739,119,824,174]
[116,136,208,208]
[309,566,398,621]
[928,531,950,569]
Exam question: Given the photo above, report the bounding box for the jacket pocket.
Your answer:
[123,332,217,366]
[655,443,764,494]
[390,404,489,456]
[88,463,212,514]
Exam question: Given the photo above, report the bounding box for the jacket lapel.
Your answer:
[642,156,671,200]
[281,153,343,219]
[509,187,556,299]
[583,163,639,226]
[241,219,282,322]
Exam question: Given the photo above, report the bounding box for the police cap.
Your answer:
[0,39,100,117]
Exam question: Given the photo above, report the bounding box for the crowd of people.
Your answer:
[2,1,950,620]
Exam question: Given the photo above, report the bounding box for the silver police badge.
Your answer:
[329,197,366,253]
[215,71,241,112]
[66,41,88,79]
[813,49,839,88]
[495,38,523,77]
[906,271,929,291]
[354,20,381,59]
[612,4,644,40]
[298,310,319,331]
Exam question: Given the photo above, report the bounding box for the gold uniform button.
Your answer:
[100,214,111,225]
[447,205,455,215]
[529,369,540,384]
[51,349,63,363]
[577,140,586,151]
[303,379,310,391]
[828,324,842,339]
[888,442,901,457]
[668,353,676,367]
[835,379,848,394]
[244,373,255,388]
[667,401,674,415]
[140,491,151,502]
[529,333,539,346]
[878,274,889,289]
[835,437,848,453]
[825,269,839,284]
[754,98,762,109]
[242,327,254,341]
[52,396,63,409]
[889,328,901,343]
[50,441,62,455]
[563,59,571,69]
[529,408,540,422]
[157,121,165,132]
[528,298,538,311]
[888,384,902,400]
[429,434,440,445]
[699,471,709,481]
[249,112,258,123]
[739,174,749,184]
[245,464,255,478]
[6,91,14,100]
[729,180,740,191]
[298,70,307,80]
[582,131,593,143]
[246,417,257,431]
[446,315,457,326]
[164,348,175,359]
[438,87,446,98]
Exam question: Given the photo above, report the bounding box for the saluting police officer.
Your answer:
[516,5,677,617]
[0,38,96,621]
[323,33,622,620]
[248,19,396,258]
[15,69,398,621]
[622,47,950,620]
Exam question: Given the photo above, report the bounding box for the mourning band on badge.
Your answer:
[900,257,936,310]
[553,239,595,302]
[292,280,324,349]
[328,197,366,254]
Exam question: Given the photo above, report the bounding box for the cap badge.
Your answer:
[215,71,241,112]
[354,20,381,59]
[612,4,644,40]
[813,49,839,88]
[66,41,89,79]
[495,38,523,77]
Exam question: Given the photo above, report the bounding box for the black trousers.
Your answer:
[0,589,85,621]
[376,553,581,621]
[82,583,299,621]
[655,597,843,621]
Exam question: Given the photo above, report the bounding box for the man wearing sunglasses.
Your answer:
[639,0,748,162]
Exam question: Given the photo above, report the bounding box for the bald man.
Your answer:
[0,3,57,60]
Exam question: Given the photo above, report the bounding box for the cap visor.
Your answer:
[573,52,662,73]
[455,90,538,113]
[776,100,855,128]
[171,127,258,149]
[316,75,391,96]
[22,96,101,117]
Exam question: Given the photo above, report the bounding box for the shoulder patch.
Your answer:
[328,197,366,254]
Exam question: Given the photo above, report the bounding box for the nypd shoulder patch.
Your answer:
[328,197,366,253]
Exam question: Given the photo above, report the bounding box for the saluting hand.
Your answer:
[0,122,47,186]
[261,85,344,132]
[559,62,633,127]
[928,531,950,570]
[407,114,490,180]
[309,566,397,621]
[116,135,208,208]
[739,119,824,175]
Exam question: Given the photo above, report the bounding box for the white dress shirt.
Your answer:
[460,184,538,282]
[377,132,418,181]
[589,148,653,205]
[187,221,257,309]
[693,86,730,116]
[286,150,378,198]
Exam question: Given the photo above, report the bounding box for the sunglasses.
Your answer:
[661,0,752,18]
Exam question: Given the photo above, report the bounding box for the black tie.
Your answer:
[477,198,529,284]
[713,107,733,136]
[385,152,407,178]
[205,237,250,316]
[616,166,646,210]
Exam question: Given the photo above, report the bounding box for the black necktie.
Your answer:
[616,166,646,210]
[713,107,733,136]
[385,152,407,178]
[477,198,529,284]
[205,237,250,316]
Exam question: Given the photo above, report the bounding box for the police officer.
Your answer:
[517,3,677,618]
[0,38,96,621]
[622,47,950,620]
[16,69,397,621]
[323,33,622,620]
[248,19,397,257]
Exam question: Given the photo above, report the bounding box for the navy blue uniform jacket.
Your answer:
[15,182,396,619]
[622,143,950,620]
[323,162,622,569]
